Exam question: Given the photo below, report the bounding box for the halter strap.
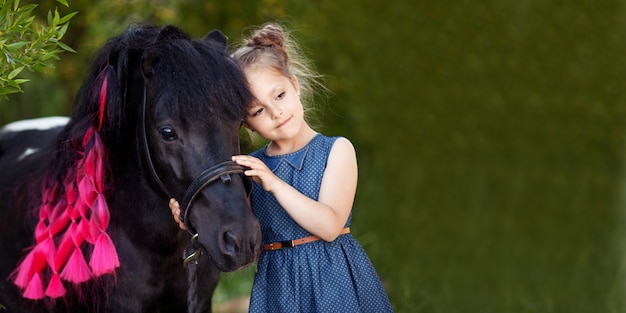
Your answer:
[179,161,249,236]
[139,86,174,198]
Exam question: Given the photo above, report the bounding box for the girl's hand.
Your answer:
[169,198,187,230]
[232,155,283,192]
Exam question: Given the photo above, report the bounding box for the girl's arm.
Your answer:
[232,137,357,242]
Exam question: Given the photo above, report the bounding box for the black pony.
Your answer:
[0,25,261,312]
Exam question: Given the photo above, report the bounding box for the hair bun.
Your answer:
[248,25,285,49]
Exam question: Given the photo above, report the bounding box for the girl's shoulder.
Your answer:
[311,135,356,172]
[318,135,354,154]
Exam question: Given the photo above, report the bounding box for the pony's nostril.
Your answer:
[220,230,241,255]
[250,241,257,254]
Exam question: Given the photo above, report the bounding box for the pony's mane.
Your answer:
[11,24,253,300]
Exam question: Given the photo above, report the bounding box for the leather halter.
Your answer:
[139,87,250,236]
[178,161,250,236]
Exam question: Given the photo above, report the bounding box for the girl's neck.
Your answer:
[265,126,317,156]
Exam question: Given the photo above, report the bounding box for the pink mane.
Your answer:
[11,73,120,300]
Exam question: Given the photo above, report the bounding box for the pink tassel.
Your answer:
[45,273,66,298]
[23,272,45,300]
[90,232,120,276]
[37,237,57,268]
[60,248,92,283]
[13,250,36,288]
[17,248,48,298]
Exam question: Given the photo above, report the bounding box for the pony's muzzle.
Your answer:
[217,223,261,261]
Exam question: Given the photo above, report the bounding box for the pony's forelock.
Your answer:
[150,34,253,123]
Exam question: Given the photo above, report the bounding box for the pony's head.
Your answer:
[12,25,261,300]
[136,26,262,270]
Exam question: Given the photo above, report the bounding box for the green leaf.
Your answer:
[6,78,30,88]
[57,22,69,38]
[52,9,60,27]
[17,4,37,14]
[13,78,29,85]
[58,11,77,25]
[56,40,75,53]
[56,0,69,7]
[30,64,46,72]
[0,2,13,23]
[7,66,24,79]
[40,50,60,61]
[6,41,28,51]
[0,86,22,96]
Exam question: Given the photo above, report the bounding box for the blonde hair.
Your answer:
[232,22,328,125]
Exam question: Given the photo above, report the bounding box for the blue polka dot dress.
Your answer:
[247,134,393,313]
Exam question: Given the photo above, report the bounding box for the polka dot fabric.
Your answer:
[248,134,393,313]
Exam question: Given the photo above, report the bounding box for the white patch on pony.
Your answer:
[2,116,69,132]
[18,147,39,161]
[1,117,69,162]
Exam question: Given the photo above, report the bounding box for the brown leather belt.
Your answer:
[263,227,351,251]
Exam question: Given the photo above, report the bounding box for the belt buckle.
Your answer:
[269,240,294,250]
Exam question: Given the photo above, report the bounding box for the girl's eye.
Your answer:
[276,92,285,100]
[251,108,264,117]
[159,126,178,141]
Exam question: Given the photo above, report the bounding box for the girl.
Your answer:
[171,23,393,312]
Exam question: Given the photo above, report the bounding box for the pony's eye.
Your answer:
[159,126,178,141]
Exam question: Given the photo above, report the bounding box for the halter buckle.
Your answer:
[183,233,201,267]
[183,248,201,267]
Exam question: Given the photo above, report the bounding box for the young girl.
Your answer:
[171,23,393,312]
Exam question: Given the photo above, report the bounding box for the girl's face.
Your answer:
[243,67,304,142]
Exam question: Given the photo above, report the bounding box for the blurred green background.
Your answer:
[2,1,626,312]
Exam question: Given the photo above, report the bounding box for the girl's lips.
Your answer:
[276,116,291,128]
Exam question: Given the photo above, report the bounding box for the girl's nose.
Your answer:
[270,106,283,119]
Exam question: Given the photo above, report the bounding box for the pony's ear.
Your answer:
[204,29,228,49]
[141,47,160,80]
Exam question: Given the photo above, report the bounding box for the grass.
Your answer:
[212,267,256,313]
